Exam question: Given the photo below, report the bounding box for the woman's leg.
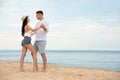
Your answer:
[24,44,38,71]
[19,46,27,72]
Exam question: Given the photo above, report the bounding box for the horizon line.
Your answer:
[0,49,120,51]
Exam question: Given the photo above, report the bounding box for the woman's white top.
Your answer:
[24,30,32,37]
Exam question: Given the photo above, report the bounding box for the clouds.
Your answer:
[0,0,120,50]
[47,17,120,50]
[48,0,120,21]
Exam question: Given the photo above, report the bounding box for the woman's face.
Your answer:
[27,18,30,23]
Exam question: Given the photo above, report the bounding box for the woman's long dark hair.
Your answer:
[21,16,28,36]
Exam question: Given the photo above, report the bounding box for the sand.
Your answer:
[0,61,120,80]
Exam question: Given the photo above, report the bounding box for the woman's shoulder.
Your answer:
[26,24,30,27]
[24,24,32,31]
[25,24,31,28]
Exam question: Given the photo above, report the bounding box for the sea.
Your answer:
[0,50,120,71]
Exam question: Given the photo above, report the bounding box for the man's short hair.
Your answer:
[36,10,43,15]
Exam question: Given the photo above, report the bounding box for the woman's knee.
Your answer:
[32,56,37,61]
[22,52,26,57]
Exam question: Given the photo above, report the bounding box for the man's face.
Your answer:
[36,13,42,20]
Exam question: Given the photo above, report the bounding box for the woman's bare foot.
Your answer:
[33,70,38,72]
[19,69,25,72]
[33,68,38,72]
[41,68,46,73]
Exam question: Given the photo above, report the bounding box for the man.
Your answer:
[34,10,49,72]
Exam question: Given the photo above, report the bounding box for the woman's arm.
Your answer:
[26,25,41,32]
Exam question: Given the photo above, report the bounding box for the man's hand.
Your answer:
[40,24,45,28]
[40,24,47,32]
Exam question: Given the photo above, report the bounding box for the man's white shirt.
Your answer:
[35,19,49,41]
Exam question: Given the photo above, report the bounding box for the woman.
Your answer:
[19,16,41,72]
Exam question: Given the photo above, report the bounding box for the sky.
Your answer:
[0,0,120,50]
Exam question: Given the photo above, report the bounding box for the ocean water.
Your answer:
[0,50,120,71]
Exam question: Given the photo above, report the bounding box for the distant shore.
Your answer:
[0,61,120,80]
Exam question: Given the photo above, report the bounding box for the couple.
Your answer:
[19,10,49,72]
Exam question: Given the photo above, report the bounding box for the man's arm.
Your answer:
[41,24,47,32]
[41,22,49,32]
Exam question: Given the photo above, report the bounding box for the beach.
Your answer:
[0,61,120,80]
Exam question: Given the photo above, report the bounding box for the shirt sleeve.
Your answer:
[44,20,49,33]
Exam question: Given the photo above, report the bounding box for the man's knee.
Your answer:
[41,53,46,56]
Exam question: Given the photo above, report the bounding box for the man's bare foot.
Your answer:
[19,69,25,72]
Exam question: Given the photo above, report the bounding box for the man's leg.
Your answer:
[38,41,47,72]
[41,53,47,72]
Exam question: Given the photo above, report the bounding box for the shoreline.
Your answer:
[0,61,120,80]
[0,60,120,72]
